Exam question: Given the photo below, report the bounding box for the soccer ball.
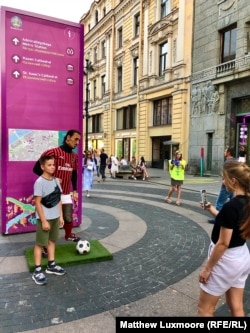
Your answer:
[76,240,90,254]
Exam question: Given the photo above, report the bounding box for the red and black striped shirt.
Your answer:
[41,147,78,194]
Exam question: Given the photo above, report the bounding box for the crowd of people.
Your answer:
[82,150,150,184]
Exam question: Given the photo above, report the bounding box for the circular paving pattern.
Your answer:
[0,181,249,332]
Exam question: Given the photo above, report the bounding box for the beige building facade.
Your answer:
[81,0,193,167]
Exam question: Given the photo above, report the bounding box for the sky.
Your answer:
[0,0,94,23]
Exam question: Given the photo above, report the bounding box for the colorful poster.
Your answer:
[0,7,83,234]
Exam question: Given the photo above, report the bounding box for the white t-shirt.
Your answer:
[120,158,128,166]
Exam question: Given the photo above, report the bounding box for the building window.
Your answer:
[90,113,103,133]
[101,75,106,97]
[159,42,168,76]
[220,24,237,63]
[153,97,172,126]
[86,82,91,101]
[93,79,97,101]
[95,10,99,24]
[117,67,123,92]
[245,30,250,54]
[117,27,123,48]
[133,57,139,86]
[103,7,106,17]
[94,46,98,63]
[134,13,140,37]
[117,105,137,130]
[161,0,169,19]
[101,40,106,59]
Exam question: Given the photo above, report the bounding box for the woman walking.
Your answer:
[83,151,95,197]
[111,155,119,178]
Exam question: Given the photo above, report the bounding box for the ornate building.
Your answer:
[190,0,250,173]
[80,0,193,168]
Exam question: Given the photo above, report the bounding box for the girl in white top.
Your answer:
[111,155,119,178]
[83,151,95,197]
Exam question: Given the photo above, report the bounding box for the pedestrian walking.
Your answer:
[83,151,95,197]
[165,150,187,206]
[99,148,108,181]
[198,160,250,316]
[111,155,119,178]
[32,155,66,285]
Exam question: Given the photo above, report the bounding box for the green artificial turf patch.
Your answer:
[25,240,113,272]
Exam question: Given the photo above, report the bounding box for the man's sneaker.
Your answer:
[45,264,66,276]
[65,233,80,242]
[208,219,215,224]
[32,271,47,285]
[42,246,48,258]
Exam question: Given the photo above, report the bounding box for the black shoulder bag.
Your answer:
[41,179,61,208]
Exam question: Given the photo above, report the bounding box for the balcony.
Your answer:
[216,60,235,74]
[191,54,250,84]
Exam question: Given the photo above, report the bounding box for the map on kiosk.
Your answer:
[8,129,63,161]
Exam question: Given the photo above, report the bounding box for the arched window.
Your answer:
[95,10,99,24]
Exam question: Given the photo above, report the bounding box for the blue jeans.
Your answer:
[215,185,234,211]
[96,166,100,178]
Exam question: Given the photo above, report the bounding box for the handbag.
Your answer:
[41,180,61,208]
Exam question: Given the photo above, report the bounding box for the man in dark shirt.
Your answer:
[208,147,236,224]
[99,148,108,181]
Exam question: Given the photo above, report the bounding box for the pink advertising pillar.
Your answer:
[0,7,84,234]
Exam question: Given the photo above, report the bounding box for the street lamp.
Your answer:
[84,59,94,151]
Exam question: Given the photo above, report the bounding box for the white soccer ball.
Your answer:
[76,240,90,254]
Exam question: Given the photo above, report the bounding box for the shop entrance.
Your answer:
[152,136,179,168]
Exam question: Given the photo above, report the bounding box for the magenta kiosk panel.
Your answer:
[0,7,83,234]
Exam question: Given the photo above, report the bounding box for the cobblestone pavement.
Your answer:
[0,169,249,333]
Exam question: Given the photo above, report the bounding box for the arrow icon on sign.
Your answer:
[12,70,21,79]
[12,37,20,46]
[12,55,20,63]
